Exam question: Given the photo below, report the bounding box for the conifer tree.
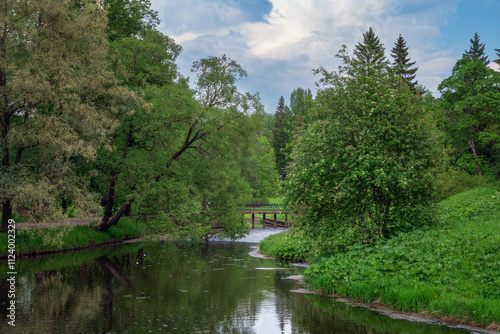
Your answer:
[391,35,418,90]
[495,48,500,65]
[353,27,387,66]
[272,96,291,179]
[464,33,489,65]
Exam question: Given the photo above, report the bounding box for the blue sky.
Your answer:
[151,0,500,113]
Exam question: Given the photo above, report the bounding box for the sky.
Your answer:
[150,0,500,113]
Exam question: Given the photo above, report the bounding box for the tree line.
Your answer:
[0,0,278,241]
[269,28,500,250]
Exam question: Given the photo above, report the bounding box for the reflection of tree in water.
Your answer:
[274,272,292,334]
[96,255,132,332]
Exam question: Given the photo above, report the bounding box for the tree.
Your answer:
[284,47,435,251]
[0,0,124,229]
[104,0,160,41]
[464,33,489,65]
[439,35,500,177]
[95,53,263,239]
[289,88,313,118]
[391,35,418,90]
[353,27,388,66]
[272,96,291,179]
[289,87,313,130]
[495,48,500,66]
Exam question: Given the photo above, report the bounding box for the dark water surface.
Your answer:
[0,242,475,333]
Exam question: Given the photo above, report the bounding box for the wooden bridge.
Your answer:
[244,203,292,228]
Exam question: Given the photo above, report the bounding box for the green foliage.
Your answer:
[0,0,126,228]
[464,32,489,65]
[353,27,388,66]
[104,0,160,41]
[439,34,500,177]
[110,30,182,87]
[259,230,308,262]
[390,34,418,90]
[304,187,500,326]
[0,218,147,256]
[285,45,436,253]
[436,169,498,201]
[272,96,292,179]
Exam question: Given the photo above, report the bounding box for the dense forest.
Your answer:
[1,0,500,248]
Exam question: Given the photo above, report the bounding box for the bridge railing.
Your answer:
[243,203,282,211]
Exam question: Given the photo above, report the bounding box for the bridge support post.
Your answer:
[251,213,255,228]
[262,213,265,228]
[285,213,288,228]
[274,213,277,228]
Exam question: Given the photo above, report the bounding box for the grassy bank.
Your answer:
[259,229,308,262]
[0,218,148,257]
[260,187,500,329]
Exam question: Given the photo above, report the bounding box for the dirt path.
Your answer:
[15,218,100,229]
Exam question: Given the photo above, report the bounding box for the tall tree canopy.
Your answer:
[439,34,500,177]
[0,0,127,229]
[104,0,160,41]
[391,35,418,90]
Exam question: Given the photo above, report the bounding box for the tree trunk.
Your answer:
[1,200,12,230]
[61,198,67,215]
[96,198,134,232]
[102,170,118,225]
[467,128,483,176]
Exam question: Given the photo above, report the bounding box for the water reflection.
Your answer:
[0,242,472,334]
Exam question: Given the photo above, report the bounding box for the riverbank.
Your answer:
[0,216,287,258]
[258,187,500,331]
[0,217,147,258]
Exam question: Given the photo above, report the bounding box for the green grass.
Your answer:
[0,217,149,257]
[259,229,308,262]
[303,187,500,327]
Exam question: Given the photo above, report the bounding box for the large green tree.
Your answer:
[0,0,125,229]
[95,50,263,242]
[285,47,435,251]
[439,34,500,177]
[391,35,418,90]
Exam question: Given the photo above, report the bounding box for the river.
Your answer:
[0,240,485,333]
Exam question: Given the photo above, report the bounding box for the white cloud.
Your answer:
[152,0,465,111]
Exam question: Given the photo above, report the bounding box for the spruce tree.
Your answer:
[272,96,291,179]
[464,33,489,65]
[391,35,418,90]
[353,27,387,66]
[495,48,500,66]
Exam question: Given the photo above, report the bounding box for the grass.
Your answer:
[302,187,500,328]
[259,229,307,262]
[0,217,149,257]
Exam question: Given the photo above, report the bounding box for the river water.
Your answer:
[0,241,481,333]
